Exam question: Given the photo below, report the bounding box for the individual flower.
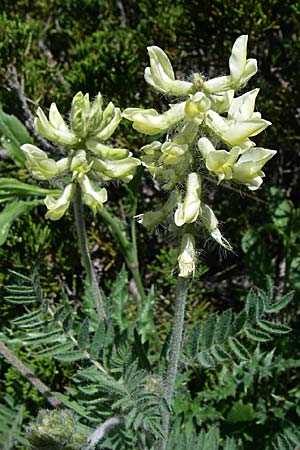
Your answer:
[205,108,271,148]
[80,175,108,213]
[122,103,186,135]
[203,35,257,94]
[21,144,70,180]
[178,233,196,278]
[35,104,78,146]
[44,184,75,221]
[144,46,194,96]
[174,173,202,226]
[200,204,232,250]
[232,146,277,190]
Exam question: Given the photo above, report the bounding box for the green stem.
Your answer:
[160,276,190,450]
[73,187,107,321]
[98,208,147,302]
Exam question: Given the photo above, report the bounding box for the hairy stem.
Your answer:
[160,276,190,450]
[73,187,107,321]
[0,342,62,408]
[87,416,124,449]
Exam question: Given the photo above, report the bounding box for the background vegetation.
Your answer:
[0,0,299,448]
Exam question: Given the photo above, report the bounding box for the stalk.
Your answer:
[160,276,190,450]
[73,186,107,321]
[98,208,147,303]
[0,342,62,408]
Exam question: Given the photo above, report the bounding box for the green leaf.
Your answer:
[0,178,61,199]
[214,309,232,344]
[265,291,294,313]
[197,350,215,368]
[245,327,271,342]
[271,197,293,230]
[36,342,73,357]
[62,311,74,333]
[11,308,45,325]
[0,108,32,167]
[186,322,201,358]
[231,310,247,335]
[226,401,255,423]
[5,295,37,304]
[90,321,105,359]
[257,320,291,334]
[201,315,217,349]
[0,200,42,245]
[245,290,257,323]
[228,337,250,360]
[211,345,231,362]
[51,392,95,420]
[24,330,63,345]
[54,350,85,362]
[77,317,90,350]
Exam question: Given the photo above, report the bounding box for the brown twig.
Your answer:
[8,65,56,154]
[0,341,63,408]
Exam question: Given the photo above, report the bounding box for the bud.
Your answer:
[70,150,93,181]
[35,105,77,146]
[138,192,177,228]
[174,173,202,226]
[184,92,211,125]
[26,409,87,450]
[81,175,107,213]
[232,146,277,190]
[160,141,189,165]
[44,184,75,220]
[178,233,196,278]
[21,144,69,180]
[70,92,91,137]
[201,204,232,250]
[87,93,103,133]
[93,105,122,140]
[144,46,194,96]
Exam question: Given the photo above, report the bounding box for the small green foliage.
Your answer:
[184,285,293,368]
[26,409,88,450]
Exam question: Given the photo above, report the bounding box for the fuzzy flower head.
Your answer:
[123,35,276,276]
[22,92,141,220]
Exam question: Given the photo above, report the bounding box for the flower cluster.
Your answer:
[22,92,140,220]
[123,35,276,277]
